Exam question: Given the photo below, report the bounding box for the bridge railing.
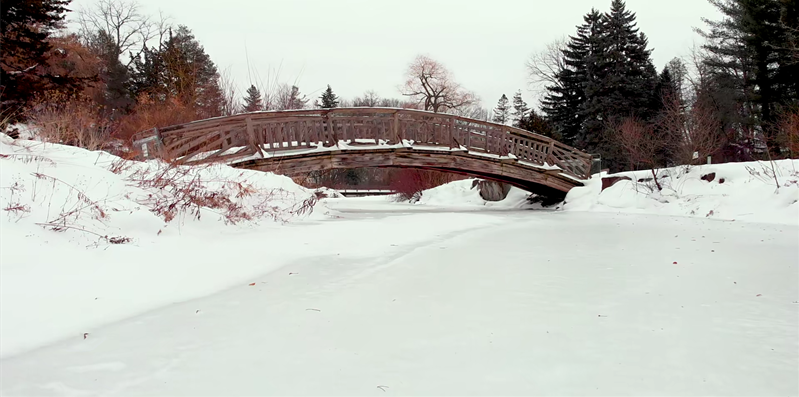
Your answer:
[132,108,593,179]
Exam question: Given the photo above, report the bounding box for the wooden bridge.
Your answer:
[132,108,594,196]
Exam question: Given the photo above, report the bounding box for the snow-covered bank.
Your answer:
[0,137,506,358]
[564,160,799,225]
[405,160,799,225]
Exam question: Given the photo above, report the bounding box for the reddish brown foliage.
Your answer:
[113,95,198,142]
[388,169,464,201]
[777,109,799,158]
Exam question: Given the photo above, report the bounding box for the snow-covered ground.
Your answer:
[1,137,797,396]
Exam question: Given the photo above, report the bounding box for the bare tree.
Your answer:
[400,55,476,113]
[525,37,567,93]
[218,67,239,116]
[273,84,308,110]
[609,117,664,190]
[777,109,799,158]
[77,0,161,66]
[660,94,724,166]
[451,103,490,121]
[352,90,381,107]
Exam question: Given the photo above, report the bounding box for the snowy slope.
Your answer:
[406,160,799,224]
[564,160,799,225]
[0,137,505,358]
[1,137,797,396]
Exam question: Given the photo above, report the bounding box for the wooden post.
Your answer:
[393,111,400,143]
[246,117,263,158]
[546,140,556,165]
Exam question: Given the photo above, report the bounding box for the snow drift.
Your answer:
[403,160,799,225]
[564,160,799,225]
[0,136,506,359]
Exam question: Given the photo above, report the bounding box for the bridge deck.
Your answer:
[132,108,592,194]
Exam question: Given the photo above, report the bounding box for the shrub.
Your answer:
[27,94,112,150]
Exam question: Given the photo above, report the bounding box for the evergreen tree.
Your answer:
[581,0,659,149]
[544,1,658,171]
[89,29,134,114]
[510,90,530,128]
[287,85,308,110]
[130,25,224,118]
[700,0,799,154]
[519,108,560,140]
[542,9,603,146]
[1,0,77,120]
[492,94,510,124]
[319,85,339,108]
[654,66,679,110]
[243,85,262,112]
[129,45,166,101]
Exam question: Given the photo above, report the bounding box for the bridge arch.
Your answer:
[132,108,593,195]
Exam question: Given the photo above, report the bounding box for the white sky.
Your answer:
[67,0,720,109]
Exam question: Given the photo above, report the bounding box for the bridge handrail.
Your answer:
[132,107,593,179]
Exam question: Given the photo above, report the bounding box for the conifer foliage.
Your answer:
[1,0,81,119]
[319,85,339,109]
[700,0,799,154]
[511,90,530,128]
[542,0,659,170]
[492,94,510,124]
[242,85,262,112]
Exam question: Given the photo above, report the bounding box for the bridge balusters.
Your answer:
[133,108,593,180]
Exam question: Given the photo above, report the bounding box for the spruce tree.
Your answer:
[90,30,134,114]
[319,85,339,108]
[654,66,680,110]
[243,85,263,112]
[1,0,75,120]
[287,85,308,110]
[517,108,559,140]
[510,90,530,128]
[700,0,798,154]
[492,94,510,124]
[581,0,659,145]
[542,9,603,147]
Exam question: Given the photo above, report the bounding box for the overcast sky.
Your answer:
[68,0,721,110]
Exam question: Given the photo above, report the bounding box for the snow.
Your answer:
[2,210,797,396]
[413,179,536,209]
[1,136,797,396]
[564,160,799,225]
[0,137,505,358]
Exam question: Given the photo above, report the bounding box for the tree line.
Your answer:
[2,0,797,173]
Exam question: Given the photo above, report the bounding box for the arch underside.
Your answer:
[233,147,583,198]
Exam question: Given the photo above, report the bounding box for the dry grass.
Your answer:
[27,95,113,150]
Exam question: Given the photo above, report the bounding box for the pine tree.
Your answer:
[492,94,510,124]
[522,109,560,140]
[581,0,659,146]
[90,29,134,113]
[654,66,679,111]
[700,0,799,155]
[542,9,603,147]
[510,90,530,128]
[582,1,660,169]
[130,25,224,118]
[1,0,76,120]
[287,85,308,110]
[319,85,339,108]
[243,85,262,112]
